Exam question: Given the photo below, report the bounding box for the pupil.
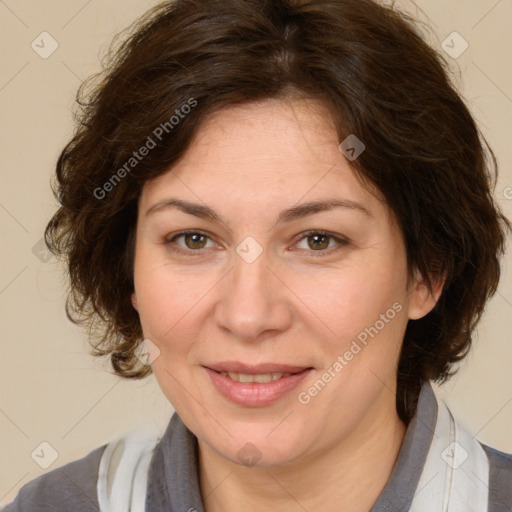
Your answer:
[310,234,328,250]
[187,233,205,249]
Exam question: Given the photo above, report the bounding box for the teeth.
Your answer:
[219,371,292,382]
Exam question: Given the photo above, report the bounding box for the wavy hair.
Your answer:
[45,0,511,424]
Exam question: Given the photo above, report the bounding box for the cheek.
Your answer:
[133,252,212,344]
[292,258,408,355]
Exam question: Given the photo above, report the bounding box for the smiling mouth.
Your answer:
[204,365,314,406]
[215,371,295,383]
[207,365,313,384]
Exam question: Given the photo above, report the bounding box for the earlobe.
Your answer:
[131,292,138,312]
[407,270,446,320]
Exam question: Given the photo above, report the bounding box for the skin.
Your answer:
[131,97,444,512]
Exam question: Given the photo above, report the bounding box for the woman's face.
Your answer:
[131,97,438,467]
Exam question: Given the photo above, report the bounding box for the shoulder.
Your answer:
[1,426,163,512]
[426,387,511,508]
[481,442,512,468]
[97,427,161,511]
[1,444,107,512]
[480,443,512,502]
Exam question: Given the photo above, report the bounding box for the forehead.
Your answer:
[139,98,385,218]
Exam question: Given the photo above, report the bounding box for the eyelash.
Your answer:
[163,230,349,258]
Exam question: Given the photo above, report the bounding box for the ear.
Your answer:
[407,269,446,320]
[131,292,139,312]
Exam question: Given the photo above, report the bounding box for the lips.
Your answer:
[204,361,312,374]
[202,361,315,406]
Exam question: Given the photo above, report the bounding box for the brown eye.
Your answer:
[295,230,349,256]
[307,233,330,250]
[165,230,216,256]
[182,232,207,249]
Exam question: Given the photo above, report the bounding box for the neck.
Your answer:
[198,390,407,512]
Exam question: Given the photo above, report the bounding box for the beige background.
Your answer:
[1,0,511,505]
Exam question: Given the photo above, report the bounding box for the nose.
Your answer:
[213,246,293,341]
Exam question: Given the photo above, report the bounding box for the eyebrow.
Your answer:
[145,197,372,223]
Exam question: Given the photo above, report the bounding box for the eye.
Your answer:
[294,230,348,256]
[165,230,218,255]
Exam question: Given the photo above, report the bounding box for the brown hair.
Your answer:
[45,0,511,424]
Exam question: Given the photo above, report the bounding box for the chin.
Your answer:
[209,430,306,469]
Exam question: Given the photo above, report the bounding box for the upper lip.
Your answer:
[204,361,312,374]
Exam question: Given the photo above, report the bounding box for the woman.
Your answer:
[3,0,511,510]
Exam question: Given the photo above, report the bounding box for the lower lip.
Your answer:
[203,367,314,407]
